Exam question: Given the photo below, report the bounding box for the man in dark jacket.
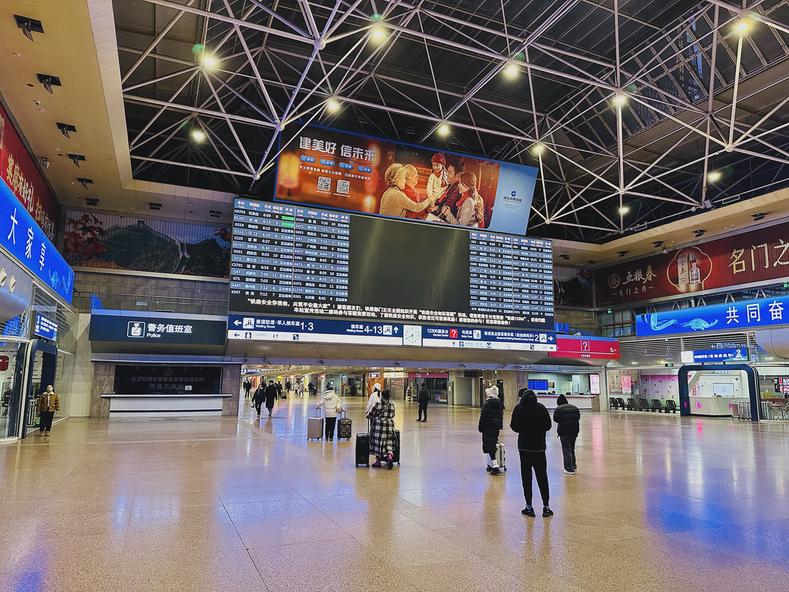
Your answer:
[264,380,278,418]
[479,386,504,475]
[553,394,581,474]
[417,385,430,422]
[252,384,265,417]
[510,389,553,518]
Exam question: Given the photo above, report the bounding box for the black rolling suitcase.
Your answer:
[391,429,401,465]
[355,433,370,467]
[337,411,352,440]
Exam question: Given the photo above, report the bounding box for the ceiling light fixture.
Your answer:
[436,122,451,138]
[734,17,753,36]
[611,92,628,108]
[618,205,630,215]
[190,128,207,144]
[502,61,520,80]
[325,97,341,114]
[531,142,546,156]
[707,170,722,183]
[200,51,219,71]
[369,23,388,45]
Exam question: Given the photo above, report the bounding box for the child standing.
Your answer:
[426,153,449,203]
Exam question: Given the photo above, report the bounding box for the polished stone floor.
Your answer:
[1,396,787,592]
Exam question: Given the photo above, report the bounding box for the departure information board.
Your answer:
[231,198,554,331]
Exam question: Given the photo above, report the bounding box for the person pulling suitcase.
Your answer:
[315,383,344,441]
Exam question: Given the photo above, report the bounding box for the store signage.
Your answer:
[636,295,789,337]
[90,311,227,345]
[621,374,632,394]
[590,374,600,395]
[0,102,60,240]
[0,178,73,303]
[408,372,449,379]
[548,335,620,359]
[227,314,556,352]
[274,124,538,234]
[680,348,749,363]
[33,313,58,341]
[596,221,789,306]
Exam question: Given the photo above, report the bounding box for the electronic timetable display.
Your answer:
[230,198,554,331]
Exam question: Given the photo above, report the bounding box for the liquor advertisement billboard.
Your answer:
[274,125,537,235]
[596,221,789,306]
[0,102,60,240]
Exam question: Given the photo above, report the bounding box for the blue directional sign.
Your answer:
[227,315,557,351]
[0,178,73,303]
[636,295,789,337]
[33,313,58,341]
[682,348,749,363]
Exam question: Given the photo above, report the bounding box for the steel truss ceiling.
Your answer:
[114,0,789,242]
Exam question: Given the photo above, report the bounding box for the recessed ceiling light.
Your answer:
[369,23,388,45]
[200,51,219,71]
[611,93,628,108]
[190,128,207,143]
[707,170,722,183]
[502,61,520,80]
[733,17,753,36]
[436,122,451,137]
[531,143,546,156]
[618,205,630,215]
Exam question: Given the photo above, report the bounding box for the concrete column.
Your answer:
[90,362,114,418]
[222,364,242,416]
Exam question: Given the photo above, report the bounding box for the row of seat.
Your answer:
[610,397,677,414]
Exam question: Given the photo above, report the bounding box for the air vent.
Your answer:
[85,197,100,207]
[149,202,162,211]
[68,153,85,168]
[209,209,221,218]
[57,122,77,138]
[37,73,61,94]
[76,177,93,189]
[14,15,44,41]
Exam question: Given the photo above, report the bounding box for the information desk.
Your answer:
[535,394,599,411]
[101,394,231,418]
[690,396,744,417]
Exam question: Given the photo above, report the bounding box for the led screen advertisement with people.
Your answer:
[274,124,538,235]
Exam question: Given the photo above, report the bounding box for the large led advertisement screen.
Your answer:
[230,198,554,332]
[274,125,538,235]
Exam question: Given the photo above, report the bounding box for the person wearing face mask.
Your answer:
[365,383,382,418]
[37,385,60,436]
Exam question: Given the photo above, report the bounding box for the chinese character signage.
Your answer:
[680,348,749,363]
[0,102,60,241]
[636,295,789,337]
[597,221,789,306]
[89,310,227,346]
[274,125,538,234]
[548,335,620,359]
[0,177,73,303]
[33,313,58,341]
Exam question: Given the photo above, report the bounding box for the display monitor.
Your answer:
[230,198,554,331]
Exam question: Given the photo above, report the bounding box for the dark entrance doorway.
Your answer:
[21,339,58,438]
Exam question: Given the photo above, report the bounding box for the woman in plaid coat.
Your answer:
[369,389,396,469]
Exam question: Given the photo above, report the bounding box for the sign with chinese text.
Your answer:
[548,335,620,359]
[0,177,73,303]
[89,310,227,345]
[636,295,789,337]
[0,102,60,240]
[275,124,538,234]
[33,313,58,341]
[680,348,749,364]
[597,221,789,306]
[227,314,556,351]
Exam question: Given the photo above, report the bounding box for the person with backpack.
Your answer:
[553,394,581,474]
[479,385,504,475]
[264,380,278,418]
[316,383,344,440]
[417,385,430,422]
[510,389,553,518]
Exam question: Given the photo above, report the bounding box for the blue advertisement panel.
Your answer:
[33,313,58,341]
[0,178,73,303]
[637,295,789,337]
[275,124,537,234]
[228,315,556,352]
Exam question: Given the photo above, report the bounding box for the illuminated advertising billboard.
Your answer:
[274,125,538,235]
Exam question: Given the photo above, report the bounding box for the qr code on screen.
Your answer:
[336,180,350,194]
[317,176,331,192]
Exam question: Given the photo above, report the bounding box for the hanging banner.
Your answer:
[636,295,789,337]
[274,124,538,235]
[0,102,60,241]
[0,178,73,302]
[548,335,620,359]
[596,221,789,306]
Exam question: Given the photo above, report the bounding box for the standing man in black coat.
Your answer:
[417,385,430,422]
[510,389,554,518]
[479,386,504,475]
[252,384,265,417]
[553,394,581,475]
[264,380,279,418]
